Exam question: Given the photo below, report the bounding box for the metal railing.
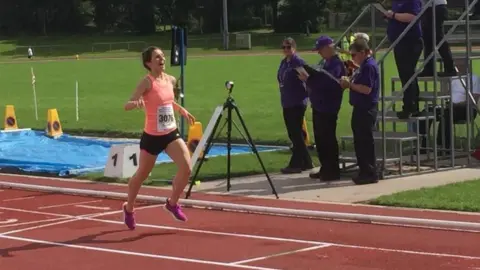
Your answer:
[335,0,478,176]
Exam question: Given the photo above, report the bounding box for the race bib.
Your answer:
[156,104,176,132]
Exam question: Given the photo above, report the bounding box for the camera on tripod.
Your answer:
[225,81,234,94]
[185,79,279,199]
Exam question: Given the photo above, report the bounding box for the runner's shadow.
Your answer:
[1,229,174,257]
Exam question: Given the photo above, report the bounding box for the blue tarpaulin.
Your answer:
[0,130,285,176]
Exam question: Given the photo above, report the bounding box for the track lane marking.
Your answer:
[3,196,35,202]
[0,217,71,228]
[0,205,157,236]
[0,234,279,270]
[1,206,479,260]
[229,245,332,265]
[75,205,110,210]
[38,200,102,209]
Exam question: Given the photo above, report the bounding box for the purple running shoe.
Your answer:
[163,199,187,222]
[122,202,136,230]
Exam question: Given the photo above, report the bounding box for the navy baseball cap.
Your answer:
[312,36,334,51]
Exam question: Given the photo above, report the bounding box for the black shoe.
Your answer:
[438,70,458,77]
[396,110,419,119]
[352,174,379,185]
[418,70,433,77]
[319,174,341,182]
[280,167,302,174]
[414,148,427,155]
[309,171,321,179]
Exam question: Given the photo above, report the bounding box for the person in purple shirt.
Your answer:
[384,0,423,119]
[340,39,379,185]
[298,36,346,181]
[277,37,313,174]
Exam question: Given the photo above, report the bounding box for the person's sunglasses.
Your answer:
[282,45,292,50]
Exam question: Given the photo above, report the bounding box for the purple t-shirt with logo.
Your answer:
[349,57,379,109]
[277,54,308,108]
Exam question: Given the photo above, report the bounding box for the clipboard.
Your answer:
[295,66,310,78]
[372,3,388,14]
[296,65,340,84]
[295,65,322,76]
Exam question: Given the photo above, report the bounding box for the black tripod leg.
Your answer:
[226,106,233,191]
[232,106,279,199]
[185,113,224,199]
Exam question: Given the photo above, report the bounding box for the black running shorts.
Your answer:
[139,129,181,156]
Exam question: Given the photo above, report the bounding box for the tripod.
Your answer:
[185,83,279,199]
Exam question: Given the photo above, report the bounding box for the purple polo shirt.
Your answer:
[306,54,346,113]
[277,54,308,108]
[387,0,422,44]
[349,57,379,109]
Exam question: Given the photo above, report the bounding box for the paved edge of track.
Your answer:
[1,173,480,224]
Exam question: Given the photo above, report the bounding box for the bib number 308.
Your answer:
[157,105,176,132]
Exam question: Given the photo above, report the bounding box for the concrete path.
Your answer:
[188,166,480,203]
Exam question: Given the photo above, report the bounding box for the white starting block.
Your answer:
[104,144,140,178]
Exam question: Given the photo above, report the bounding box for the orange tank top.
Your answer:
[142,74,177,136]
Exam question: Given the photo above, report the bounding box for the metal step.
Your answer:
[444,20,480,26]
[447,34,480,43]
[339,152,400,164]
[391,75,468,83]
[381,91,451,101]
[341,131,418,142]
[376,111,435,122]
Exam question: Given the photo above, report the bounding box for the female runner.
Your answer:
[122,46,195,230]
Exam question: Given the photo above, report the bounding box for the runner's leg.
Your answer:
[163,138,192,221]
[123,149,157,229]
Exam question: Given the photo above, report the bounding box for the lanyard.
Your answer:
[279,59,291,87]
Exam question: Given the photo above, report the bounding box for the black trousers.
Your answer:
[312,109,340,178]
[418,104,477,149]
[351,106,377,177]
[283,105,312,168]
[393,39,423,113]
[422,5,455,73]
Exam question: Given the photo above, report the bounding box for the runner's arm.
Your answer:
[170,75,181,102]
[124,77,149,111]
[172,101,188,115]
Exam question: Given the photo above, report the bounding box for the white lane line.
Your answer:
[0,219,17,224]
[0,234,278,270]
[0,206,84,218]
[229,245,332,265]
[0,206,322,245]
[0,205,157,236]
[3,196,35,202]
[0,217,71,228]
[85,218,480,260]
[1,206,480,260]
[75,205,110,210]
[38,200,102,209]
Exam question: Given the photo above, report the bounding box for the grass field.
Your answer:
[1,32,479,182]
[369,178,480,212]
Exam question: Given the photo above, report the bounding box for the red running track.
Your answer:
[0,175,480,269]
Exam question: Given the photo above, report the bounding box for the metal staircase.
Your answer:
[333,0,480,179]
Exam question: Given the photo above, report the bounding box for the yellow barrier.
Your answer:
[46,108,63,138]
[4,105,18,130]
